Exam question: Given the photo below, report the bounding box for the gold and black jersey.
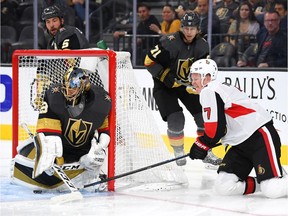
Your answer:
[36,84,111,162]
[145,31,209,83]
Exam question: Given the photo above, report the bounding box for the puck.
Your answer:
[33,190,43,194]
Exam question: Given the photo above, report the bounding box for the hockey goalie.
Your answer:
[11,67,111,192]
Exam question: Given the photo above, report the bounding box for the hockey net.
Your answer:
[12,49,188,191]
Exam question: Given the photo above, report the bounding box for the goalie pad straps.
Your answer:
[33,133,63,179]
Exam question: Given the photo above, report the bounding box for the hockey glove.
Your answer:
[157,68,181,88]
[79,133,110,172]
[173,78,198,94]
[189,138,210,160]
[186,86,198,94]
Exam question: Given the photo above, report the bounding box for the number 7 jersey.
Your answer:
[199,80,272,146]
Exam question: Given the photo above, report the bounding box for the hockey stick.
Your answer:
[84,142,222,188]
[174,78,191,87]
[20,123,83,202]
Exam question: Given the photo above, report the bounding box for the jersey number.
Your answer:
[204,107,211,120]
[62,39,70,49]
[150,45,161,58]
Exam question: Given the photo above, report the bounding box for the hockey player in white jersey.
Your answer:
[188,58,287,198]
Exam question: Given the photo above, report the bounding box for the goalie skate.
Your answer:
[203,149,222,170]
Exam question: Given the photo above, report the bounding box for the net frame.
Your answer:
[12,49,188,191]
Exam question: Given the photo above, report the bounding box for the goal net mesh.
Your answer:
[13,49,188,191]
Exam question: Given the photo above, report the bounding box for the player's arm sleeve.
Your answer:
[144,41,171,76]
[196,38,210,59]
[97,88,112,136]
[198,90,226,147]
[98,116,110,136]
[36,93,62,136]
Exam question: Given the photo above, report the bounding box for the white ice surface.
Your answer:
[1,140,287,216]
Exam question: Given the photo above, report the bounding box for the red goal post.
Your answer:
[12,49,187,191]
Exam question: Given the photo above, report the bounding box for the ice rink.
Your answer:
[1,140,287,216]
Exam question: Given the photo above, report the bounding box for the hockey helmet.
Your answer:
[189,59,218,83]
[42,5,63,21]
[62,67,90,105]
[181,11,200,27]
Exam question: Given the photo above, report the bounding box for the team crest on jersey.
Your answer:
[167,35,176,41]
[51,86,60,93]
[64,118,92,147]
[176,58,194,81]
[257,164,265,175]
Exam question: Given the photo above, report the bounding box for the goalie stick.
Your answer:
[20,123,83,202]
[83,142,222,188]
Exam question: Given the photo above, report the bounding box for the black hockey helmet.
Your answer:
[41,5,63,21]
[62,67,90,105]
[181,11,200,27]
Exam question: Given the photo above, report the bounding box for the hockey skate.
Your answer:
[203,149,222,170]
[172,146,187,166]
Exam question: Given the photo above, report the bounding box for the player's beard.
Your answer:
[49,28,58,36]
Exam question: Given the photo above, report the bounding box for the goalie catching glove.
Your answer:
[79,132,110,172]
[189,138,210,160]
[33,133,63,178]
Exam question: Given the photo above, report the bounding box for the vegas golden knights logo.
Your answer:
[64,118,92,147]
[177,58,194,81]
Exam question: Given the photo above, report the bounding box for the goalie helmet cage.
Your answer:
[12,49,188,191]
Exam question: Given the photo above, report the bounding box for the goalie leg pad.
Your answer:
[11,157,86,191]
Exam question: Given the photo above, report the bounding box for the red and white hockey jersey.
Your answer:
[199,80,272,146]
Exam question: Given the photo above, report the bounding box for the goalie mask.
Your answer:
[62,67,90,108]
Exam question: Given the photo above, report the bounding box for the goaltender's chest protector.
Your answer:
[47,85,111,148]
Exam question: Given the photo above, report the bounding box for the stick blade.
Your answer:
[50,191,83,204]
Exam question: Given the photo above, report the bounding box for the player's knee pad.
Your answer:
[260,176,288,198]
[214,172,244,196]
[167,111,185,132]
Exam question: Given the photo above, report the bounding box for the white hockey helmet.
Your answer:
[189,58,218,83]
